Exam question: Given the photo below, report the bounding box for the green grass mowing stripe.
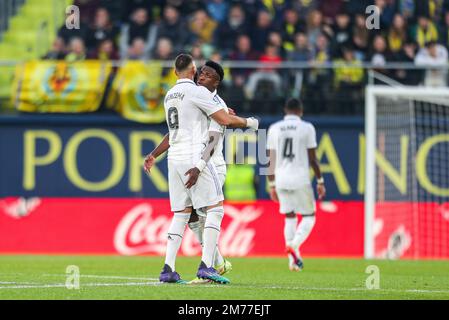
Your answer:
[0,255,448,299]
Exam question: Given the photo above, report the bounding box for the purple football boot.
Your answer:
[196,261,230,284]
[159,264,187,284]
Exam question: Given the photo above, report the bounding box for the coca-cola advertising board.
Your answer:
[0,198,364,256]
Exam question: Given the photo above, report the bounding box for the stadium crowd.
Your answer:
[44,0,449,114]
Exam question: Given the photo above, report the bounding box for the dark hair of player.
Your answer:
[175,53,193,73]
[204,60,224,81]
[285,98,303,111]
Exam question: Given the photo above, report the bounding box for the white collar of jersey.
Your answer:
[176,78,195,84]
[284,114,301,121]
[212,89,218,95]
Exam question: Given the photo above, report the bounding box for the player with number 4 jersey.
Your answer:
[266,98,326,271]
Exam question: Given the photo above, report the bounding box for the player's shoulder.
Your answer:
[301,119,316,130]
[195,84,214,98]
[268,118,286,131]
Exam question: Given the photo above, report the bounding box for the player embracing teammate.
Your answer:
[144,54,258,284]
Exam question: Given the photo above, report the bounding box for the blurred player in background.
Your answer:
[266,98,325,271]
[146,53,258,284]
[144,60,234,283]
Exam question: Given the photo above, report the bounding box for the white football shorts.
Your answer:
[168,160,224,212]
[196,164,226,217]
[276,184,316,215]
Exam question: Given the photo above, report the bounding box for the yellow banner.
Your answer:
[107,61,176,123]
[14,60,111,113]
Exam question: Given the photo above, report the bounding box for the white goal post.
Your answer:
[365,85,449,259]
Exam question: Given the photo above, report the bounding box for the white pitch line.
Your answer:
[0,281,163,290]
[0,281,38,285]
[42,274,159,281]
[1,276,448,295]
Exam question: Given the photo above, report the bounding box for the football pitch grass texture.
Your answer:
[0,255,448,300]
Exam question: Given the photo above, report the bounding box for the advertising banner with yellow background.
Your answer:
[14,60,111,113]
[107,61,176,123]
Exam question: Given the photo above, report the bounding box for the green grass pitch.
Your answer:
[0,255,448,300]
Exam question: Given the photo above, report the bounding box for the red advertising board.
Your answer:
[0,198,363,257]
[374,202,449,259]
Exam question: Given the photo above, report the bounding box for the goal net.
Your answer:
[365,85,449,259]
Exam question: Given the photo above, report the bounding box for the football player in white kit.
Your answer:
[144,60,233,283]
[149,54,258,284]
[266,98,326,271]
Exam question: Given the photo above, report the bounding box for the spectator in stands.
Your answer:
[319,0,344,25]
[65,37,87,62]
[245,43,283,100]
[214,4,249,56]
[278,7,305,54]
[412,15,439,48]
[157,5,193,53]
[414,40,448,87]
[122,0,163,24]
[151,38,175,60]
[126,38,149,60]
[287,32,312,99]
[85,8,119,52]
[306,10,324,47]
[391,40,422,85]
[89,39,119,60]
[189,9,217,44]
[288,32,312,62]
[171,0,206,17]
[250,10,275,54]
[43,37,66,60]
[369,35,392,77]
[438,11,449,50]
[333,45,364,113]
[268,31,286,58]
[128,8,151,45]
[375,0,396,30]
[327,10,352,58]
[189,42,205,62]
[259,0,288,26]
[206,0,229,24]
[120,7,157,61]
[306,33,332,112]
[388,14,408,54]
[74,0,101,25]
[229,34,259,84]
[292,0,319,21]
[396,0,415,21]
[352,13,370,61]
[57,14,88,45]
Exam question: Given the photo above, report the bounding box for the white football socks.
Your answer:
[164,212,190,271]
[284,215,297,246]
[189,214,225,268]
[201,206,224,268]
[284,215,298,265]
[292,215,316,250]
[188,218,204,245]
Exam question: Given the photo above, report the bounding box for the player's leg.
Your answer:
[289,185,317,270]
[277,189,301,271]
[188,209,204,245]
[284,212,298,269]
[213,166,231,275]
[191,163,229,284]
[160,161,192,283]
[160,207,192,283]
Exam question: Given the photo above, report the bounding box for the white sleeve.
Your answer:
[191,86,223,116]
[209,118,225,134]
[266,126,277,150]
[307,124,317,149]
